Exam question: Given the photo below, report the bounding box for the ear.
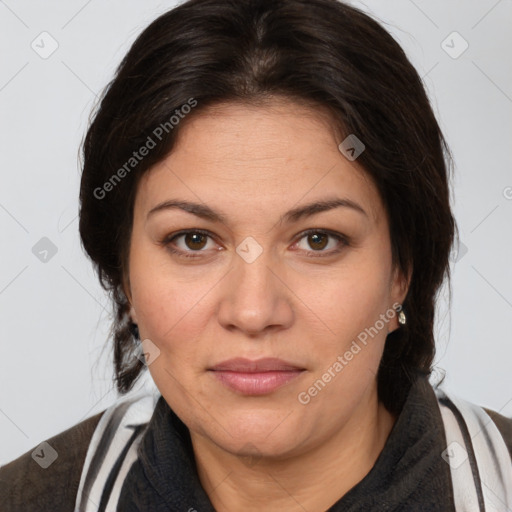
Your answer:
[122,272,138,324]
[388,264,411,332]
[391,264,411,304]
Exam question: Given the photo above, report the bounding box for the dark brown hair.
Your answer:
[79,0,455,414]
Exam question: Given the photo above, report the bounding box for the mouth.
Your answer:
[208,357,306,395]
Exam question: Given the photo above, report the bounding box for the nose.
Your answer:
[216,246,294,337]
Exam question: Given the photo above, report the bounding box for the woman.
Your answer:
[1,0,511,510]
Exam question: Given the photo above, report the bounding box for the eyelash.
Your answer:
[159,229,349,259]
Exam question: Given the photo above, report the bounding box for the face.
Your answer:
[126,98,408,460]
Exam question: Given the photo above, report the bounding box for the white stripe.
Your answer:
[436,388,512,512]
[75,399,125,512]
[445,392,512,512]
[74,389,160,512]
[104,430,148,511]
[437,395,482,511]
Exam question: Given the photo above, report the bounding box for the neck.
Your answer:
[190,390,397,512]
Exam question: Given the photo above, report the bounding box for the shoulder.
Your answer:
[435,386,512,508]
[483,407,512,458]
[435,385,512,454]
[0,388,160,512]
[435,386,512,455]
[0,411,104,512]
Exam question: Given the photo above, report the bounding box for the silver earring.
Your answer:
[398,307,406,326]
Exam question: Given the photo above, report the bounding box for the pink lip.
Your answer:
[210,357,304,373]
[209,358,305,395]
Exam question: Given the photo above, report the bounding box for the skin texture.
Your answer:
[125,98,409,512]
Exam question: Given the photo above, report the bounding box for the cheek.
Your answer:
[128,242,218,351]
[301,253,393,343]
[131,279,213,349]
[129,272,215,405]
[297,259,394,415]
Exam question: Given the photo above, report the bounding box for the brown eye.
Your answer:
[162,230,217,258]
[307,233,328,250]
[184,232,208,250]
[294,230,348,257]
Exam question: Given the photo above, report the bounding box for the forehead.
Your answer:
[135,99,382,224]
[174,98,342,161]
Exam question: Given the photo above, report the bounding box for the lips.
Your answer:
[209,357,305,395]
[210,357,304,372]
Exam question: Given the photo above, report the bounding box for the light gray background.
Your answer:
[1,0,511,465]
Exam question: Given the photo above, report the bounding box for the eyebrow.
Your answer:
[146,197,368,224]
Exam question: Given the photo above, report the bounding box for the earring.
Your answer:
[397,306,406,326]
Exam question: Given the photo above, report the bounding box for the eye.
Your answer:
[293,229,348,257]
[161,229,219,258]
[160,228,348,260]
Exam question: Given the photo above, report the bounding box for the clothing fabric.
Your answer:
[1,373,511,511]
[0,410,102,510]
[436,388,512,510]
